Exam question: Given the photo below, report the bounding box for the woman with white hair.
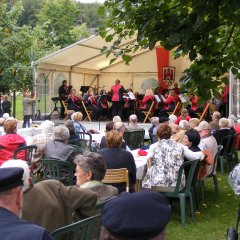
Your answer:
[171,120,189,144]
[213,117,230,144]
[29,120,54,173]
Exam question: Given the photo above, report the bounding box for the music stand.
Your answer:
[80,86,90,93]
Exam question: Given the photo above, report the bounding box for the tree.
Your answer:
[99,0,240,100]
[37,0,81,48]
[0,1,57,116]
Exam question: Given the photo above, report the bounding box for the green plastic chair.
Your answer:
[123,130,145,150]
[13,145,37,165]
[51,214,100,240]
[228,134,238,168]
[199,145,223,203]
[159,159,200,225]
[219,135,232,175]
[41,159,74,186]
[69,132,93,153]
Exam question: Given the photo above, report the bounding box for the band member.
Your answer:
[188,93,203,118]
[158,90,180,117]
[123,88,135,121]
[67,89,84,113]
[218,84,229,117]
[173,82,181,94]
[58,80,69,119]
[83,89,100,120]
[98,90,109,120]
[137,89,155,122]
[111,79,126,119]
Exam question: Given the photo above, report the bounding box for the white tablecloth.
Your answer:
[131,149,148,180]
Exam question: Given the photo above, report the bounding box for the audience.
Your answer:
[126,114,144,132]
[72,112,87,132]
[1,160,97,233]
[98,130,136,193]
[209,111,221,132]
[183,129,201,152]
[168,114,179,134]
[74,152,118,202]
[0,167,52,239]
[196,121,218,176]
[189,118,200,129]
[171,120,189,144]
[112,115,122,123]
[213,118,230,144]
[65,120,79,141]
[29,120,54,173]
[100,190,171,240]
[148,117,159,135]
[0,119,26,165]
[142,124,204,192]
[100,122,114,149]
[175,108,191,125]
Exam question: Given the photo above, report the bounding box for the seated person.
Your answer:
[112,115,122,122]
[100,190,171,240]
[189,118,200,129]
[213,117,230,144]
[44,125,79,183]
[29,120,54,173]
[100,121,114,149]
[98,130,136,193]
[148,117,159,135]
[188,94,203,118]
[0,119,26,165]
[168,114,179,134]
[67,88,84,112]
[126,114,144,132]
[97,89,109,120]
[175,108,191,125]
[142,124,204,192]
[100,122,129,151]
[83,89,100,120]
[171,120,189,144]
[183,129,201,152]
[74,152,118,202]
[137,89,155,122]
[65,120,79,141]
[210,111,221,133]
[1,160,97,233]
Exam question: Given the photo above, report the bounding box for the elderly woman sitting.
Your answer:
[0,119,26,165]
[142,124,204,192]
[171,120,189,143]
[98,130,136,193]
[74,152,118,202]
[30,120,54,173]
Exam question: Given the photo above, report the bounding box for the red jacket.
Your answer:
[111,84,124,102]
[175,116,191,125]
[0,134,26,165]
[164,95,176,110]
[140,95,155,110]
[190,95,199,111]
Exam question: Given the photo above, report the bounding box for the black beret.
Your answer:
[159,117,169,123]
[102,190,171,240]
[0,167,23,192]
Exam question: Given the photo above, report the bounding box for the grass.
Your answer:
[167,173,239,240]
[15,95,23,120]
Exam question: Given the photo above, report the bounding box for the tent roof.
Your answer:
[35,32,150,73]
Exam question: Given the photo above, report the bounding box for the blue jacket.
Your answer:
[0,207,52,240]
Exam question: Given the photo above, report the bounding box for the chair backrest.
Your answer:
[123,130,145,150]
[61,100,68,114]
[210,145,223,175]
[13,145,37,165]
[173,160,199,194]
[96,196,117,214]
[81,100,92,121]
[69,132,93,153]
[199,102,210,122]
[102,168,129,192]
[229,133,237,155]
[41,159,74,186]
[143,100,156,123]
[220,135,232,156]
[172,102,182,116]
[51,214,100,240]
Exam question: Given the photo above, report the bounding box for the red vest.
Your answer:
[111,84,123,101]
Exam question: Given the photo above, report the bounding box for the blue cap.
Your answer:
[102,190,171,239]
[0,167,23,192]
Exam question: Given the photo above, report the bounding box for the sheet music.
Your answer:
[179,94,187,103]
[128,92,135,100]
[154,95,161,103]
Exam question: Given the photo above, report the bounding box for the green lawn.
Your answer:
[15,95,23,120]
[167,173,239,240]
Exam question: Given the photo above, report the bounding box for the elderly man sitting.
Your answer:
[1,160,97,233]
[29,120,54,173]
[171,120,189,144]
[213,117,230,144]
[126,114,144,132]
[210,111,221,133]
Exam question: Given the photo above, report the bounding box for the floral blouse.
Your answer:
[142,139,203,189]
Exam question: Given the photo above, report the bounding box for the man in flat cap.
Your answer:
[0,167,52,240]
[1,159,97,232]
[100,190,171,240]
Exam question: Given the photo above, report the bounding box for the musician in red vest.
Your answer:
[83,89,100,120]
[188,94,203,118]
[111,79,126,118]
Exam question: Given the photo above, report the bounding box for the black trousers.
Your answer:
[23,115,31,128]
[112,101,123,119]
